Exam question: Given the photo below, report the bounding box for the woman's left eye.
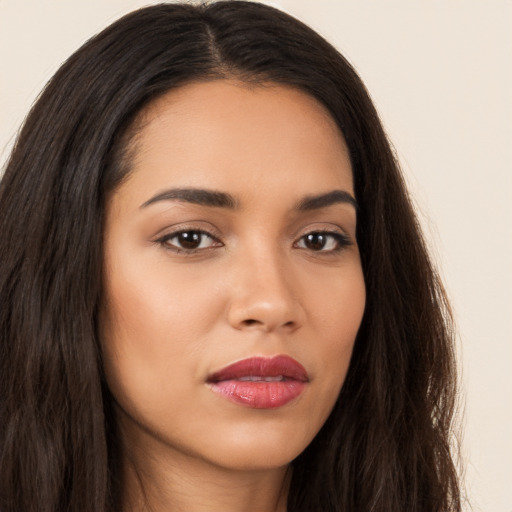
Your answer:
[295,231,351,252]
[157,230,221,252]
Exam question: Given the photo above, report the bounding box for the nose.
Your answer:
[226,248,305,334]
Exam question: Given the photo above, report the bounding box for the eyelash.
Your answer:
[295,231,352,253]
[155,229,221,255]
[156,228,352,255]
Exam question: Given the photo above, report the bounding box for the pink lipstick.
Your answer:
[207,355,308,409]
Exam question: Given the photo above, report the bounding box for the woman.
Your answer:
[0,2,461,511]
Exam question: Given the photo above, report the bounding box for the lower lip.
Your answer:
[209,380,306,409]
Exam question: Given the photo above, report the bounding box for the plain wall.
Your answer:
[1,1,511,511]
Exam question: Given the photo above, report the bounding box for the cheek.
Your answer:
[288,259,366,414]
[104,254,223,342]
[99,258,224,406]
[306,263,366,349]
[321,272,365,377]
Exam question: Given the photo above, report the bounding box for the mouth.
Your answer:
[206,355,309,409]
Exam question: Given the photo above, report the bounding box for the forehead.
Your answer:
[120,79,353,205]
[141,79,341,135]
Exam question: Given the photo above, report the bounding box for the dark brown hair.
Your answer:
[0,2,461,511]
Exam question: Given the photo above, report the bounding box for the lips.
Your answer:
[207,355,308,409]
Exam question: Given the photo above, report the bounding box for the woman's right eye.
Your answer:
[157,230,222,253]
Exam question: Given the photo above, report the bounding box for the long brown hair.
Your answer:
[0,2,461,511]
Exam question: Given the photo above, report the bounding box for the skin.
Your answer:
[100,80,366,512]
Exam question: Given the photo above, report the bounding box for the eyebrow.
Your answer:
[295,190,358,211]
[140,187,357,211]
[141,188,238,209]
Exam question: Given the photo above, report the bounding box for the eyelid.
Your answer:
[152,222,354,255]
[293,225,353,252]
[153,221,222,240]
[153,223,224,253]
[294,222,351,239]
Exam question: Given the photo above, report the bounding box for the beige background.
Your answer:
[1,1,511,510]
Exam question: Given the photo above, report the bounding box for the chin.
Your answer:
[193,420,317,471]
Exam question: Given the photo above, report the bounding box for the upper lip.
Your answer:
[207,355,309,383]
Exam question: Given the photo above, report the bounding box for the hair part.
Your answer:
[0,2,461,511]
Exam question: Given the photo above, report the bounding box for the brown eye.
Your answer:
[159,230,219,252]
[175,231,203,249]
[296,231,351,252]
[304,233,329,251]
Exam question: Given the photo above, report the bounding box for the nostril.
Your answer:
[242,319,260,327]
[229,298,304,333]
[240,318,296,330]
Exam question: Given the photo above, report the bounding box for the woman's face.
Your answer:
[100,80,366,472]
